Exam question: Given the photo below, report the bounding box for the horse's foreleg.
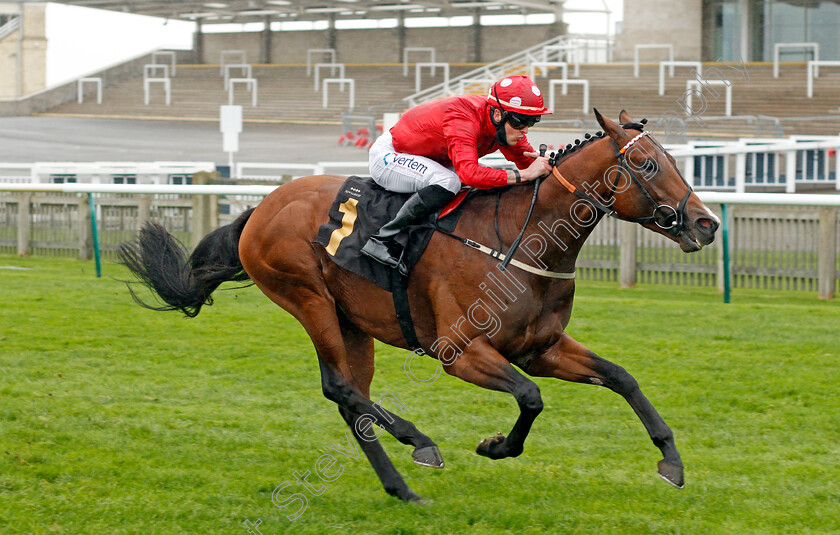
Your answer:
[443,338,543,460]
[335,312,422,502]
[525,333,684,488]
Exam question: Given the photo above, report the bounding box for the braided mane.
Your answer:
[550,119,647,165]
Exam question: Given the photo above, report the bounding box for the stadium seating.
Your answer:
[39,61,840,138]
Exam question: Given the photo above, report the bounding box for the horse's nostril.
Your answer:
[696,218,719,233]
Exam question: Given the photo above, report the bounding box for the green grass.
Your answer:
[1,255,839,534]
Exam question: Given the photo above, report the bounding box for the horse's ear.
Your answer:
[619,109,635,124]
[593,108,624,141]
[593,108,606,130]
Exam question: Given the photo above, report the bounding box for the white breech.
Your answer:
[368,132,462,194]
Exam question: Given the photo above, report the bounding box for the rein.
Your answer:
[435,176,576,280]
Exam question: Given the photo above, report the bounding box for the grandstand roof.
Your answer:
[20,0,596,24]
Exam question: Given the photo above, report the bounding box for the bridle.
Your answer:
[551,127,694,237]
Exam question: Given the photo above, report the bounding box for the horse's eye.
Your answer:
[642,160,658,173]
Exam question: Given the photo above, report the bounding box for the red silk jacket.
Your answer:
[389,94,536,188]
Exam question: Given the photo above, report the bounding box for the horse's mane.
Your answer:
[552,121,646,166]
[458,120,649,204]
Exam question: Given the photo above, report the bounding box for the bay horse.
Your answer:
[118,110,719,502]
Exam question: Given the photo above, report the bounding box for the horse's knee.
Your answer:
[514,383,543,415]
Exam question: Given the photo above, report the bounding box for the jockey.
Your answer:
[362,75,553,273]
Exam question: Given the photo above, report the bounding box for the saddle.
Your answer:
[314,176,465,292]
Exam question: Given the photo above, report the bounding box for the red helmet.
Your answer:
[487,75,552,115]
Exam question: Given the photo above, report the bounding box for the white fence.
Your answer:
[2,182,840,299]
[0,162,215,185]
[479,135,840,193]
[3,135,838,192]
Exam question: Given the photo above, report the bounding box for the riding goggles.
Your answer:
[506,112,540,130]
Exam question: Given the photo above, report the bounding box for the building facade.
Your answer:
[0,1,46,99]
[616,0,840,62]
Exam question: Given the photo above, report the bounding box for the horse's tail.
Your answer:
[117,208,255,318]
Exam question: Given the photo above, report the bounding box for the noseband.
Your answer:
[551,128,693,237]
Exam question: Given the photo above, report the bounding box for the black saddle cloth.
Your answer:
[314,176,460,291]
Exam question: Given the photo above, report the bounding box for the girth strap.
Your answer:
[391,278,421,349]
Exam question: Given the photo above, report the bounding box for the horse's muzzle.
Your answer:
[678,213,720,252]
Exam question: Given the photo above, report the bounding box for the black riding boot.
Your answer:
[361,184,455,275]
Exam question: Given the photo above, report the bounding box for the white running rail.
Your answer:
[5,183,840,210]
[2,136,838,193]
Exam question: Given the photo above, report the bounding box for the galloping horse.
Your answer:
[118,110,719,502]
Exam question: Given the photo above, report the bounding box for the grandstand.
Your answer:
[1,1,838,139]
[31,59,840,139]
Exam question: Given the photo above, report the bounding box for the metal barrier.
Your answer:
[314,63,345,91]
[402,47,435,77]
[528,62,569,83]
[228,78,257,106]
[405,33,613,107]
[144,78,170,105]
[547,79,590,113]
[685,79,733,116]
[633,44,673,78]
[806,60,840,98]
[322,78,355,109]
[658,61,702,96]
[415,62,449,93]
[773,42,818,77]
[223,63,252,90]
[306,49,335,76]
[220,50,246,75]
[152,51,177,76]
[541,44,580,76]
[77,78,102,104]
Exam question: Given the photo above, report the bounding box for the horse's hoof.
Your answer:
[476,432,507,459]
[387,486,425,503]
[657,459,685,489]
[409,495,427,505]
[412,445,444,468]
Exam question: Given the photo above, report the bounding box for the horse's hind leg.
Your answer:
[276,286,442,468]
[525,333,684,488]
[335,311,423,502]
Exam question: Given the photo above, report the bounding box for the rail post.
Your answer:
[78,194,93,260]
[818,206,836,299]
[720,203,732,303]
[17,192,30,256]
[191,171,219,247]
[619,221,637,288]
[137,194,152,230]
[88,193,101,278]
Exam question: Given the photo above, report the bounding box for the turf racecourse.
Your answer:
[1,255,839,535]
